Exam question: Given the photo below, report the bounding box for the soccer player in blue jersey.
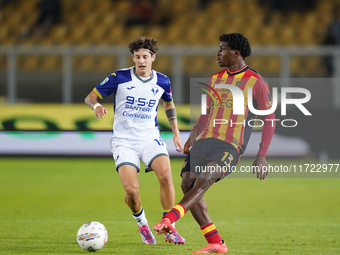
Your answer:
[84,37,185,245]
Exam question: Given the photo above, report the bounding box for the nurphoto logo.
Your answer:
[198,83,312,128]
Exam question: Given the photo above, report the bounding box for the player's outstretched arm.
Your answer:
[85,90,107,119]
[163,101,183,152]
[252,155,268,180]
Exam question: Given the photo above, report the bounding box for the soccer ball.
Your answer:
[77,221,108,252]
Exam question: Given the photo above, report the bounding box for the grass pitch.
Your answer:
[0,157,339,254]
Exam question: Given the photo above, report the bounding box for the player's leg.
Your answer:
[184,141,238,253]
[117,164,141,215]
[150,155,175,210]
[117,165,156,244]
[153,166,220,232]
[181,163,228,253]
[154,139,237,252]
[113,144,156,244]
[180,172,212,226]
[157,161,221,227]
[143,139,185,244]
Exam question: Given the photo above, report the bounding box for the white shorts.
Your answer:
[110,136,169,172]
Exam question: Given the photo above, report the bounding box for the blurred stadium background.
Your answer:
[1,1,340,254]
[0,0,339,159]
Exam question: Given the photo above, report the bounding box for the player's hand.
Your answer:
[95,106,107,119]
[252,155,268,180]
[183,130,198,154]
[173,133,184,152]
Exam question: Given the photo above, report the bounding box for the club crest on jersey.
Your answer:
[151,88,159,95]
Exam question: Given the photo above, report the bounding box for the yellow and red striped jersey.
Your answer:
[193,65,273,154]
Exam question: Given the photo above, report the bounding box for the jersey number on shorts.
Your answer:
[154,138,164,146]
[221,152,233,167]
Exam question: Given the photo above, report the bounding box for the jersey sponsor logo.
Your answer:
[125,104,152,112]
[100,77,109,85]
[122,111,151,119]
[211,98,233,108]
[127,86,135,90]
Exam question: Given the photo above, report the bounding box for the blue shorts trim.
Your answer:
[116,162,140,172]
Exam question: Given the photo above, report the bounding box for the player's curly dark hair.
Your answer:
[219,33,251,59]
[128,37,159,55]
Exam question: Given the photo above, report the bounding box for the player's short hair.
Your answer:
[128,37,159,55]
[219,33,251,59]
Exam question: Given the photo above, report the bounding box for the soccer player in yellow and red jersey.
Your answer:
[153,33,276,253]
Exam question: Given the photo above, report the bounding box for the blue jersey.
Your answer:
[94,67,173,141]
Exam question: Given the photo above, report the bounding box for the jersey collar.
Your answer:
[226,65,248,76]
[133,67,154,83]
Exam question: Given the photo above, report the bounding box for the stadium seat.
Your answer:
[290,56,304,75]
[88,27,109,46]
[96,56,118,72]
[42,25,69,46]
[163,25,186,45]
[246,57,267,74]
[0,55,7,71]
[69,25,89,45]
[0,0,331,77]
[146,26,164,42]
[152,56,172,74]
[18,0,36,13]
[81,13,102,30]
[0,25,10,44]
[206,1,225,14]
[266,57,281,75]
[18,56,41,71]
[96,0,113,13]
[183,26,204,45]
[105,24,125,45]
[102,14,116,28]
[183,56,215,75]
[73,56,97,72]
[279,26,296,46]
[259,26,277,45]
[41,55,62,72]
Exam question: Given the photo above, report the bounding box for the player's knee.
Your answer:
[125,186,139,201]
[158,171,173,187]
[195,176,215,191]
[181,178,194,194]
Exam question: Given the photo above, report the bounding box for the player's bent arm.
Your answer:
[85,90,107,119]
[163,101,183,152]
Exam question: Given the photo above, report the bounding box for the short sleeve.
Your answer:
[161,79,173,103]
[93,72,119,99]
[156,72,173,103]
